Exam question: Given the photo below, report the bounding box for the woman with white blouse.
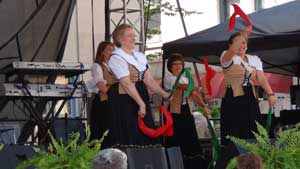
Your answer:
[164,53,210,169]
[87,41,114,140]
[107,24,170,146]
[220,26,277,145]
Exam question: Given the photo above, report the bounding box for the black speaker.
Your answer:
[214,140,255,169]
[280,110,300,125]
[214,139,275,169]
[124,147,168,169]
[0,144,45,169]
[166,147,184,169]
[290,85,300,108]
[0,127,16,144]
[53,118,86,142]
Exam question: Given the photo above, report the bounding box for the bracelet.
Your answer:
[267,93,275,97]
[164,93,172,100]
[202,103,208,107]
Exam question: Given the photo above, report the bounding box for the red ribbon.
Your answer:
[138,105,173,138]
[201,57,216,96]
[229,4,252,31]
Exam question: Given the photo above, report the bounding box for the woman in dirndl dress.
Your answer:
[164,53,210,169]
[88,41,114,141]
[107,24,170,147]
[220,26,277,145]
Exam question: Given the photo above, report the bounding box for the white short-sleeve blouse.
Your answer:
[86,63,107,93]
[109,48,148,79]
[220,51,263,71]
[164,74,189,91]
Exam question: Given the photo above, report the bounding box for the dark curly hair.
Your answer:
[228,32,248,48]
[167,53,185,73]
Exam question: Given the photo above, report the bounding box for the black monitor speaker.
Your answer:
[166,147,184,169]
[0,144,45,169]
[53,118,86,142]
[124,147,168,169]
[214,139,275,169]
[290,85,300,109]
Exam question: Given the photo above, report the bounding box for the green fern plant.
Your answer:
[0,144,3,151]
[226,122,300,169]
[17,128,108,169]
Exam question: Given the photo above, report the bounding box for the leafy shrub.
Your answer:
[226,122,300,169]
[17,128,108,169]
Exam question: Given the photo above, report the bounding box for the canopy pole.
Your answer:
[193,62,202,87]
[104,0,110,41]
[193,62,206,101]
[160,57,167,144]
[162,58,166,89]
[176,0,188,36]
[296,48,300,85]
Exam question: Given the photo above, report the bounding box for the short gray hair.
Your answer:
[112,24,132,47]
[93,148,127,169]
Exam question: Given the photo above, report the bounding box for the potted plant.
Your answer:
[226,122,300,169]
[17,128,108,169]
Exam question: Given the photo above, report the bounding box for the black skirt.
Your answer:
[90,94,109,140]
[220,85,262,145]
[165,105,206,169]
[106,81,159,147]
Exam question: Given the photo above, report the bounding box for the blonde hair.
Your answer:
[112,23,133,47]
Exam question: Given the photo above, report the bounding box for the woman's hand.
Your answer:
[243,25,252,36]
[138,103,146,118]
[119,76,147,118]
[162,91,172,101]
[257,70,277,107]
[268,95,277,106]
[202,106,211,118]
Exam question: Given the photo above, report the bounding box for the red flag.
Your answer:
[201,57,216,96]
[229,4,252,31]
[138,105,173,138]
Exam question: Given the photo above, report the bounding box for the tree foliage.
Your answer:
[144,0,202,39]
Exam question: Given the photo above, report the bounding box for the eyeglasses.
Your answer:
[172,62,183,66]
[124,33,136,38]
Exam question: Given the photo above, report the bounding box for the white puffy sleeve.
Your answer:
[250,55,263,71]
[91,64,106,84]
[164,74,188,91]
[109,55,129,79]
[164,74,177,91]
[220,50,233,68]
[85,63,106,93]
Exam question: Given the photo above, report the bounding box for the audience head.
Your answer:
[237,152,263,169]
[167,53,185,76]
[95,41,114,65]
[93,148,127,169]
[112,24,136,50]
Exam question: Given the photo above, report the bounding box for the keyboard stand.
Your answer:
[1,62,90,145]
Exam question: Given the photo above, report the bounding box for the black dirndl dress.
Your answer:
[220,84,262,145]
[106,81,159,147]
[165,105,206,169]
[90,94,109,140]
